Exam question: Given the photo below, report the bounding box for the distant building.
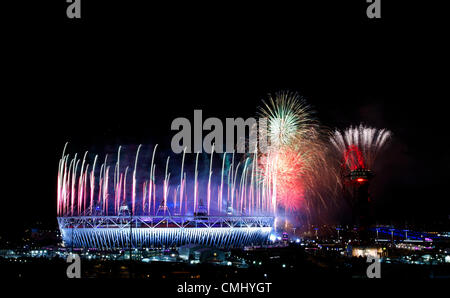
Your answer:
[178,244,226,263]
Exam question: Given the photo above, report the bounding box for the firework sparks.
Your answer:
[330,124,391,171]
[260,91,317,147]
[258,91,341,224]
[57,144,277,218]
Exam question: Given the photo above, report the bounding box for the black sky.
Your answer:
[3,1,449,238]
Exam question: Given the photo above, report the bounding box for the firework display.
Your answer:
[57,144,276,249]
[57,144,278,218]
[330,124,391,235]
[257,91,341,225]
[330,124,391,175]
[57,93,392,249]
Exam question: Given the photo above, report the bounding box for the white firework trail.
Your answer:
[57,144,276,218]
[330,124,392,170]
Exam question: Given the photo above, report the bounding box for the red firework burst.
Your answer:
[260,147,306,211]
[344,144,365,170]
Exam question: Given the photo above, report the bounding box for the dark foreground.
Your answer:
[2,246,449,280]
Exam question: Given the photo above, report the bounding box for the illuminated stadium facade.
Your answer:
[58,215,274,249]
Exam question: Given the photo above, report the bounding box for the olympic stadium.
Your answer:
[57,215,274,249]
[57,145,276,249]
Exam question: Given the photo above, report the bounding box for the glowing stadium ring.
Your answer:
[58,215,274,249]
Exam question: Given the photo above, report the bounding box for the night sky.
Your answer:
[3,1,449,239]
